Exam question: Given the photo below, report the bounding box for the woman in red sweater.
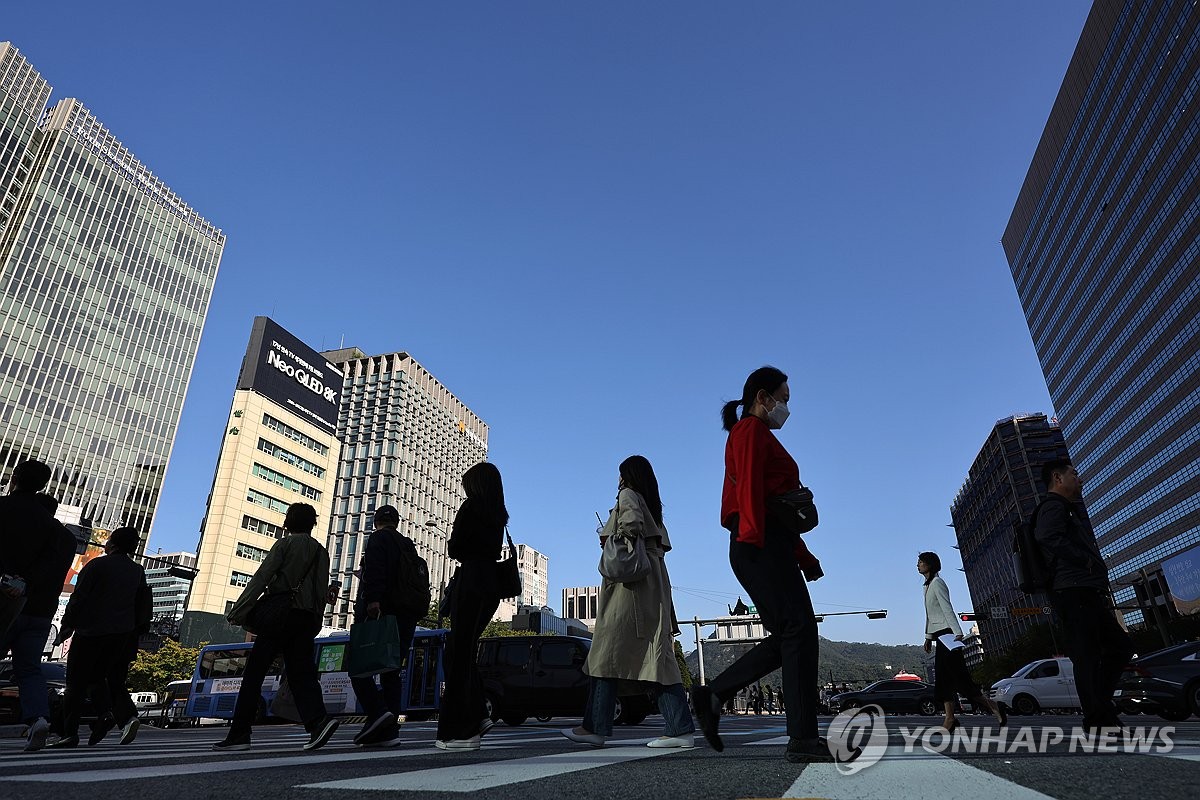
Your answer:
[691,366,832,763]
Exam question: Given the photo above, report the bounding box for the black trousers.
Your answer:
[61,632,138,737]
[931,627,982,703]
[709,529,819,739]
[231,610,327,736]
[1051,587,1134,725]
[437,561,499,741]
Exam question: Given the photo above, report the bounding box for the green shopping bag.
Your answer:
[345,614,406,678]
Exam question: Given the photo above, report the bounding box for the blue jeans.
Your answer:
[582,678,694,738]
[0,615,52,723]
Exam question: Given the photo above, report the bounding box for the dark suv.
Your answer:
[477,635,652,726]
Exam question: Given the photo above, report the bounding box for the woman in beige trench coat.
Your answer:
[562,455,695,748]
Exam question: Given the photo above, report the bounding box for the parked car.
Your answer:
[476,635,652,726]
[989,657,1080,715]
[0,659,97,727]
[828,679,938,715]
[1114,640,1200,722]
[141,679,195,728]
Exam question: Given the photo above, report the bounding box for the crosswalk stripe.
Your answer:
[297,741,680,792]
[744,735,790,746]
[0,745,514,783]
[783,745,1056,800]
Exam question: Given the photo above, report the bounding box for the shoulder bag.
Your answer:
[495,528,523,599]
[245,541,320,636]
[598,493,652,584]
[767,484,819,535]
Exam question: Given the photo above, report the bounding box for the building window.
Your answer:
[235,541,270,562]
[257,437,326,478]
[262,413,330,456]
[230,571,253,588]
[252,462,322,501]
[242,514,285,539]
[246,487,289,514]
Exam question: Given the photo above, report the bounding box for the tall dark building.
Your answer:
[1002,1,1200,629]
[951,414,1072,656]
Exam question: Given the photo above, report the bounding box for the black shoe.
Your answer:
[212,733,251,752]
[88,717,115,746]
[785,736,834,763]
[479,718,495,739]
[47,734,80,749]
[303,717,340,751]
[353,712,395,745]
[690,686,724,753]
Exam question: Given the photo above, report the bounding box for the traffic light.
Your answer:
[960,613,976,622]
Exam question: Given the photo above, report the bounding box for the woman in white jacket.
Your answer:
[919,551,1006,731]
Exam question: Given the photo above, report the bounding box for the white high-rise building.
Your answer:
[562,585,600,630]
[319,349,488,631]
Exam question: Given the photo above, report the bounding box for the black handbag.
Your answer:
[767,485,819,535]
[245,544,320,636]
[495,528,522,599]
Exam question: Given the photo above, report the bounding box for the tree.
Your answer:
[127,639,203,694]
[674,640,693,689]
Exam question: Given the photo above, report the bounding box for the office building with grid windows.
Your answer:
[950,414,1073,656]
[1003,1,1200,629]
[319,348,488,632]
[562,585,600,631]
[181,318,342,646]
[0,43,224,537]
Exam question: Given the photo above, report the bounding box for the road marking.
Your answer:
[783,746,1056,800]
[0,745,513,783]
[298,741,679,792]
[744,736,791,746]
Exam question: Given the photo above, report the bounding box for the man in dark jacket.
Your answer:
[0,461,78,752]
[350,505,421,747]
[1034,458,1134,732]
[48,526,152,749]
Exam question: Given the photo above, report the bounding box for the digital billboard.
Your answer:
[236,317,343,434]
[1162,544,1200,617]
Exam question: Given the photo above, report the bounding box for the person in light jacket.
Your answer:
[213,503,339,752]
[919,551,1005,731]
[563,455,694,748]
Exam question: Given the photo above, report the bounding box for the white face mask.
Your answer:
[767,398,790,429]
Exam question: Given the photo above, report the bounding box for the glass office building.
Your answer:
[1002,2,1200,625]
[950,414,1073,655]
[0,43,224,535]
[320,348,489,631]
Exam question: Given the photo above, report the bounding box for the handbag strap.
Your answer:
[504,527,517,558]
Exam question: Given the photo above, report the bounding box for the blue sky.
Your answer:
[7,1,1092,650]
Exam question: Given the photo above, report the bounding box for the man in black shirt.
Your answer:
[0,461,77,752]
[1034,458,1134,732]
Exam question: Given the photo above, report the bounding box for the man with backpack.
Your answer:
[1033,458,1133,733]
[350,505,430,747]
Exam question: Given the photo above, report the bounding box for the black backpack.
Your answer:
[388,531,432,621]
[1012,495,1065,594]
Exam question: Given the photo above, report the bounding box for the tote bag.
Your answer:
[495,529,523,599]
[345,614,406,678]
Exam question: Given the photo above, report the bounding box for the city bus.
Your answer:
[186,628,448,722]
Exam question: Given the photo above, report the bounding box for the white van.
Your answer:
[990,657,1080,714]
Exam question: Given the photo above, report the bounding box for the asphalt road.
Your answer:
[1,712,1195,799]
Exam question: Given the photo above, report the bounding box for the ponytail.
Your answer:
[721,400,743,432]
[721,366,789,432]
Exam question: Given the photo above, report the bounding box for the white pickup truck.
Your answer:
[989,657,1081,715]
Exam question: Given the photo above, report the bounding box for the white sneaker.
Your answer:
[648,734,694,748]
[25,718,50,753]
[119,718,140,745]
[434,736,480,751]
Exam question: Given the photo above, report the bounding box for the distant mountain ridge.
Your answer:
[685,636,930,689]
